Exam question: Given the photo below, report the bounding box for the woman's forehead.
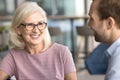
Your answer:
[23,12,45,23]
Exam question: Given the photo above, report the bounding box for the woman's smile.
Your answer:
[30,34,40,39]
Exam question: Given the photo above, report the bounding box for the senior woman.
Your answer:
[0,2,77,80]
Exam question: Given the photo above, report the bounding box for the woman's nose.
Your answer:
[32,26,40,32]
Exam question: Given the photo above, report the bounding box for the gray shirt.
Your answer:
[105,38,120,80]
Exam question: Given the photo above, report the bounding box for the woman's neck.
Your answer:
[25,41,53,54]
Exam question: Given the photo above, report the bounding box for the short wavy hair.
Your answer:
[10,1,51,49]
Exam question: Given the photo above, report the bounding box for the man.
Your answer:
[88,0,120,80]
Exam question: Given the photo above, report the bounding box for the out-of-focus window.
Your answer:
[0,0,6,16]
[0,0,15,16]
[27,0,75,16]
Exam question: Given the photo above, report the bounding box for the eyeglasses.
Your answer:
[20,22,47,31]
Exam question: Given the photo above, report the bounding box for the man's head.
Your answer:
[88,0,120,44]
[97,0,120,27]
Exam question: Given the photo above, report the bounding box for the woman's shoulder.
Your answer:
[53,43,68,49]
[51,43,70,53]
[8,48,25,55]
[9,48,23,51]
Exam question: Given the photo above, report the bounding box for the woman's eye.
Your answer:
[27,24,34,27]
[38,22,43,25]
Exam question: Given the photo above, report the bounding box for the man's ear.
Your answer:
[106,17,115,29]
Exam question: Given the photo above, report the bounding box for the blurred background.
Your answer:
[0,0,106,80]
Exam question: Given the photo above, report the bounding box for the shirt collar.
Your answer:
[107,37,120,57]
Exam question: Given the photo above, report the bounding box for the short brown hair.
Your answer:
[97,0,120,27]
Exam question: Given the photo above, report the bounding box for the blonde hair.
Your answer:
[10,1,51,49]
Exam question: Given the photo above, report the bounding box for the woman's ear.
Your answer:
[16,27,21,35]
[106,17,115,29]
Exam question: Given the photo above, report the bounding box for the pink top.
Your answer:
[0,43,76,80]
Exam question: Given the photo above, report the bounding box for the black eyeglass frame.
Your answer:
[19,22,47,31]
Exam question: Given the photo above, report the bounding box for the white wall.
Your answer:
[75,0,85,16]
